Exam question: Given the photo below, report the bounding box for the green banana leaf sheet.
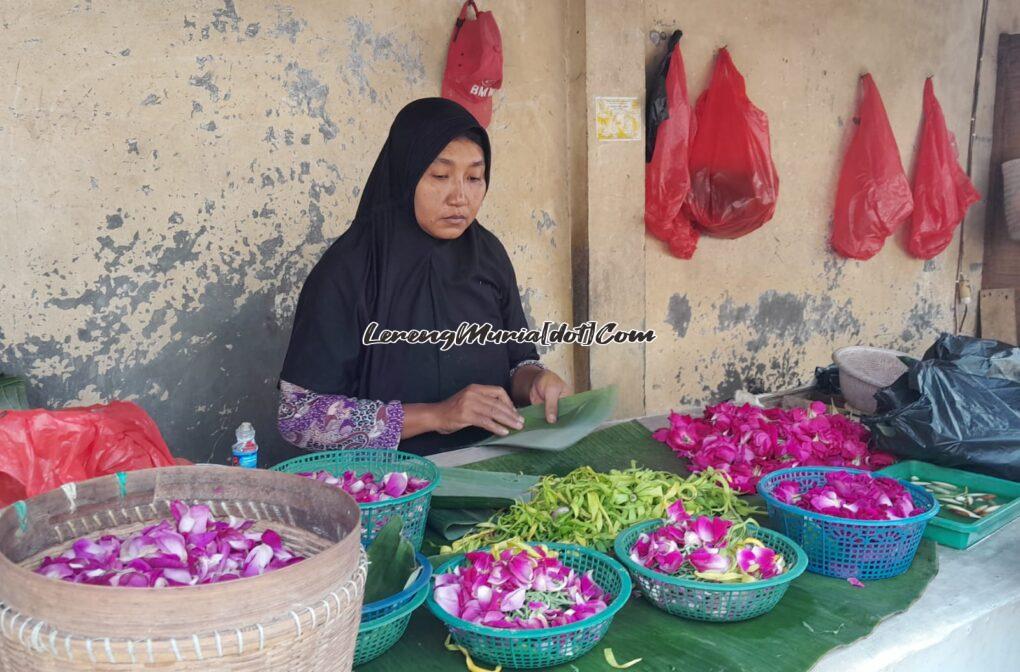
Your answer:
[431,468,541,510]
[0,375,29,411]
[360,421,940,672]
[428,468,542,540]
[427,508,497,541]
[474,386,618,451]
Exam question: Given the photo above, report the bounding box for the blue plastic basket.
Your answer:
[361,552,432,625]
[757,467,939,580]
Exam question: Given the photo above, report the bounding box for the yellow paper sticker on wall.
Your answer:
[595,96,641,142]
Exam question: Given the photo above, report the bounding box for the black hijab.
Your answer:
[280,98,539,455]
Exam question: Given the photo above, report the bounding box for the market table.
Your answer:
[431,417,1020,671]
[353,416,1020,672]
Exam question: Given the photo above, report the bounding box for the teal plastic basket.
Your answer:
[426,543,632,669]
[614,521,806,622]
[270,449,439,550]
[354,552,431,665]
[355,579,429,666]
[879,460,1020,549]
[757,467,939,580]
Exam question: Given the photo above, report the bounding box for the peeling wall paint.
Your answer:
[0,1,571,464]
[642,0,992,414]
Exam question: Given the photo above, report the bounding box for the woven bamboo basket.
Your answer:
[0,466,365,671]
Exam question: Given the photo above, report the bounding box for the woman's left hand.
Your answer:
[529,370,571,423]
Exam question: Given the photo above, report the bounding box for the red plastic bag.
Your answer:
[0,401,176,506]
[645,31,699,259]
[441,0,502,128]
[831,74,914,260]
[907,78,981,259]
[687,48,779,239]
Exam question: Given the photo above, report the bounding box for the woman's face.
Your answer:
[414,137,487,240]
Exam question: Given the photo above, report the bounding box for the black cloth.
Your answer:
[280,98,539,455]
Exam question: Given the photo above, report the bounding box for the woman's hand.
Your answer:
[432,384,524,436]
[528,370,571,423]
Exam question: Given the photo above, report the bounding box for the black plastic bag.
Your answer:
[866,334,1020,481]
[814,364,842,395]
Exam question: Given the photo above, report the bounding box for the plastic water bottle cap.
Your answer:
[235,422,255,441]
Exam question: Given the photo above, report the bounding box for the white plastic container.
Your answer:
[832,346,911,414]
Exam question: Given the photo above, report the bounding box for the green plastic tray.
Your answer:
[878,460,1020,549]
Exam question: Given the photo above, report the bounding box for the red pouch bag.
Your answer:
[687,48,779,239]
[907,78,981,259]
[645,31,699,259]
[441,0,503,128]
[0,401,176,506]
[831,74,914,260]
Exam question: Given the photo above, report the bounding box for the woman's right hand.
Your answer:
[433,384,524,436]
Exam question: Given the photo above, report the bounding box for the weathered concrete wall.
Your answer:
[641,0,993,412]
[0,1,573,464]
[584,0,647,418]
[1,0,1007,463]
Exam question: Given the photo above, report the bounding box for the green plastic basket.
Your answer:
[614,521,807,622]
[879,461,1020,549]
[270,449,439,550]
[427,543,632,669]
[354,578,429,666]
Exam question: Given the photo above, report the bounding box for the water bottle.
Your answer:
[231,422,259,469]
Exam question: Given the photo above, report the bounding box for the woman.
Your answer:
[277,98,570,456]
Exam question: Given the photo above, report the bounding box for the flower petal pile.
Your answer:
[433,543,609,630]
[36,501,303,587]
[775,471,917,521]
[298,469,429,503]
[629,501,785,582]
[653,401,895,493]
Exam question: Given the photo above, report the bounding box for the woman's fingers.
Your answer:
[472,384,517,412]
[544,391,560,423]
[486,400,524,431]
[475,413,513,437]
[470,385,521,422]
[529,373,568,423]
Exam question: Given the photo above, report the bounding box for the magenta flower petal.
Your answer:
[383,472,409,498]
[508,553,534,587]
[665,500,690,523]
[688,548,731,573]
[500,587,527,612]
[691,516,732,547]
[434,585,462,617]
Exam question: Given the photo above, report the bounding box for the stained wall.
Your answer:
[0,1,573,463]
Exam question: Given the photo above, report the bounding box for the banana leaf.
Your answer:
[364,516,417,603]
[364,541,938,672]
[365,421,940,672]
[427,508,497,541]
[431,468,540,510]
[0,375,29,411]
[475,386,618,451]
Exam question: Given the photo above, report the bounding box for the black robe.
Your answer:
[280,98,539,455]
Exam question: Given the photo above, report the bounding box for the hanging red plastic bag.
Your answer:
[645,31,699,259]
[831,74,914,260]
[0,401,176,506]
[907,78,981,259]
[687,48,779,239]
[441,0,503,128]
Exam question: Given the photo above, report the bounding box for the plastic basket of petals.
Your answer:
[614,520,806,622]
[757,467,938,580]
